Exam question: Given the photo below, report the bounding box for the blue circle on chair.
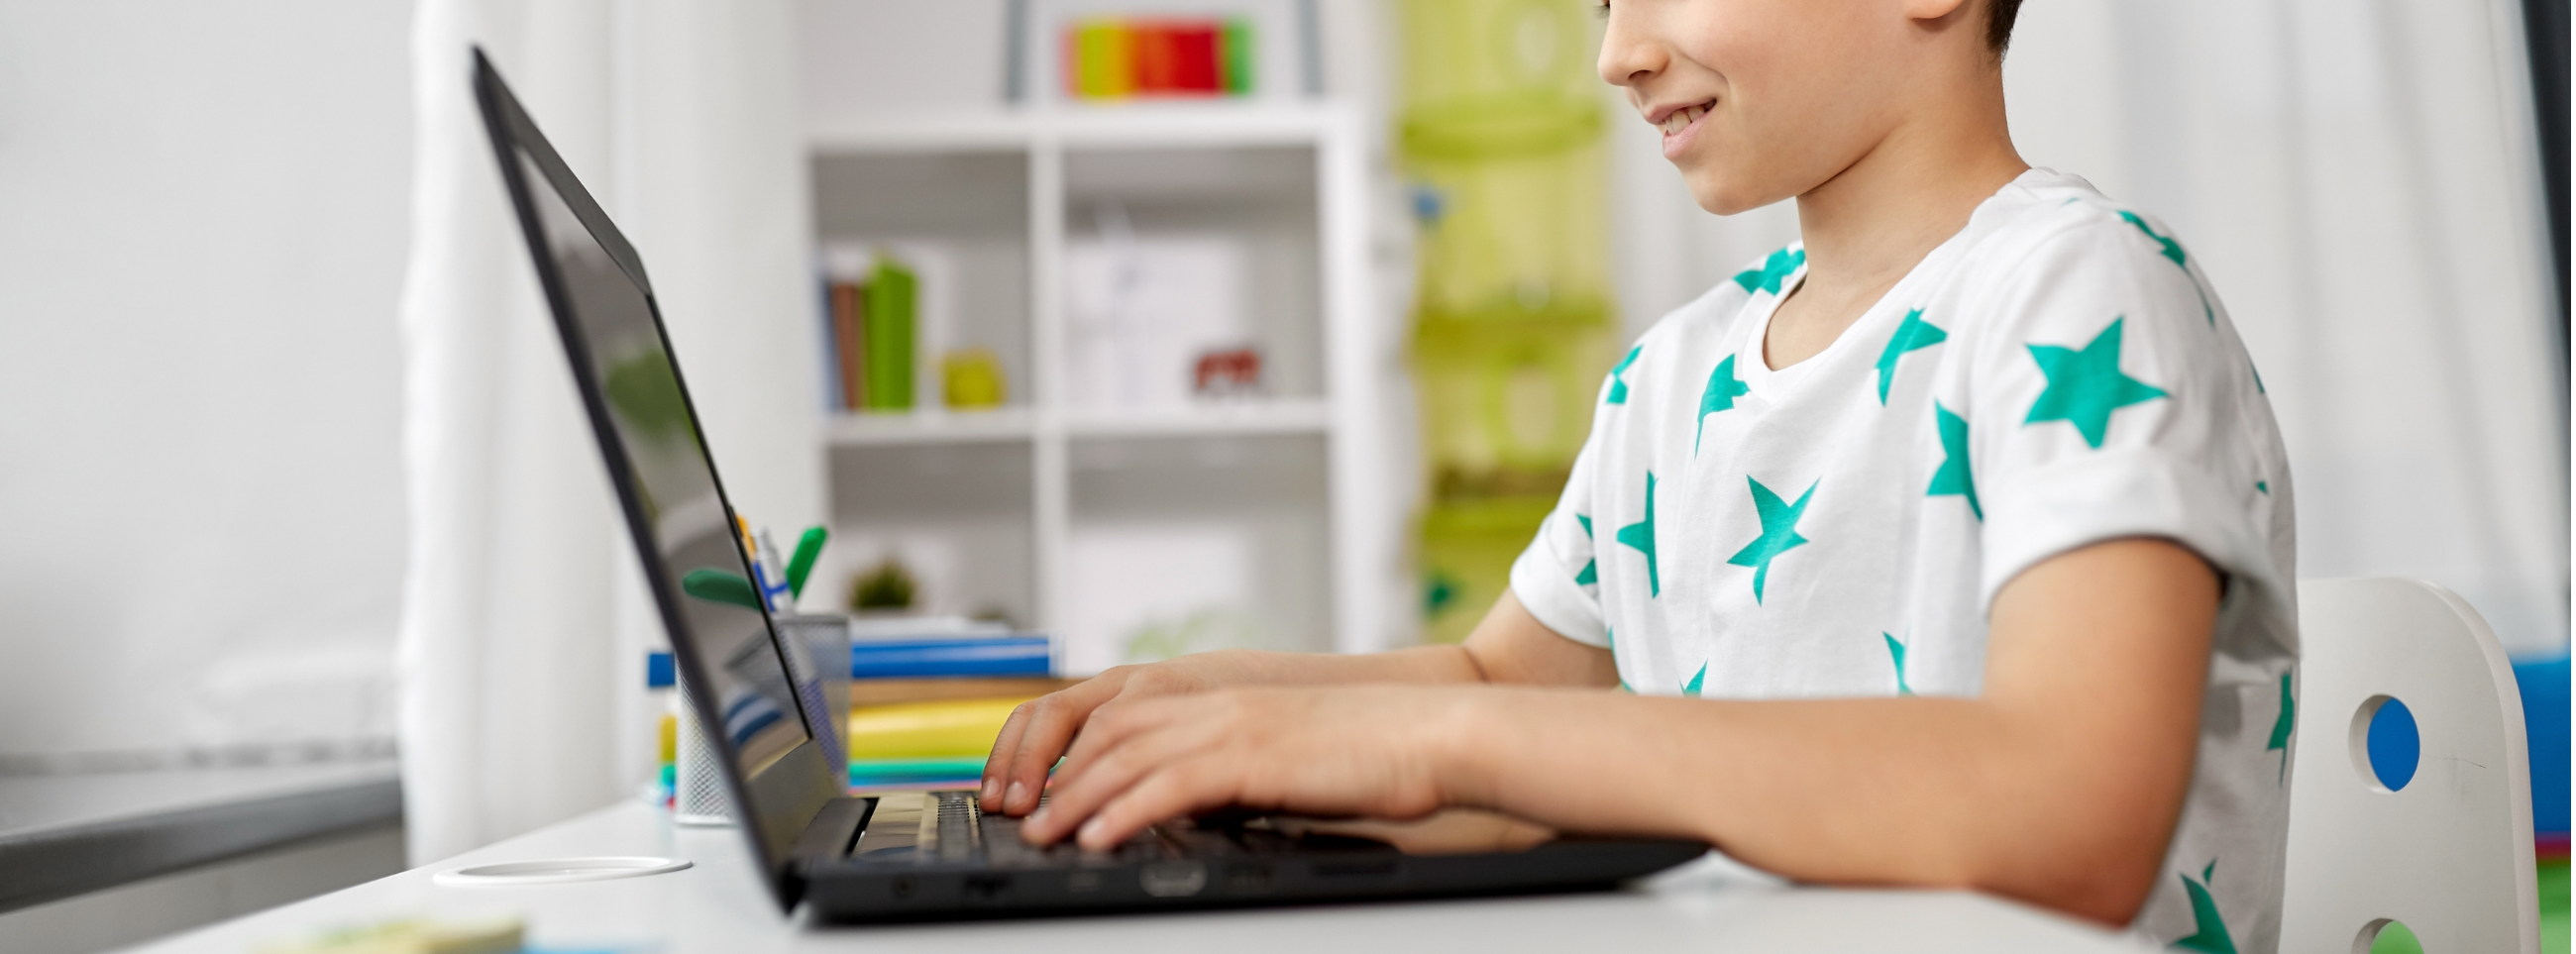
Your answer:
[2366,697,2420,792]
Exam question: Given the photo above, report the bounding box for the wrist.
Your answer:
[1423,687,1501,808]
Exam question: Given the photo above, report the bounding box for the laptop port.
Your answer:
[891,876,915,900]
[1313,858,1397,878]
[1225,863,1274,894]
[1138,861,1209,898]
[964,874,1011,901]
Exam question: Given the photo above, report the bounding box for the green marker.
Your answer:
[786,526,828,598]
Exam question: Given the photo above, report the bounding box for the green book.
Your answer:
[863,256,916,410]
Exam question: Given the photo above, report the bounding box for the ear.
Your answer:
[1900,0,1970,23]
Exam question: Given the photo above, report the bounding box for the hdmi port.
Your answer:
[1138,861,1209,898]
[1312,858,1397,878]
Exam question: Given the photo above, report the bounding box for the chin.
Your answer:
[1677,166,1771,217]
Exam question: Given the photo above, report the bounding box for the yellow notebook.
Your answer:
[846,696,1029,760]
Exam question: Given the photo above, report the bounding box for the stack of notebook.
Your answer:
[844,618,1072,790]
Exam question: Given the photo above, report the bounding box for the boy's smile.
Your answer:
[1646,99,1714,160]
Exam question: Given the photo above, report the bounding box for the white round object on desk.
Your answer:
[432,856,692,886]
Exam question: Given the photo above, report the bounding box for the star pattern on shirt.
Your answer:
[1928,401,1982,519]
[1732,247,1805,296]
[1574,514,1597,586]
[1615,472,1661,596]
[1874,308,1947,404]
[1882,634,1913,695]
[1606,345,1643,404]
[2119,211,2215,326]
[1682,662,1706,697]
[2024,317,2168,449]
[2267,671,2296,783]
[1695,355,1750,455]
[1726,477,1815,603]
[2172,859,2239,954]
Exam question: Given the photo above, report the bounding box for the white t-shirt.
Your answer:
[1510,168,2299,952]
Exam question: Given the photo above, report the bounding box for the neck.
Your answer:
[1792,70,2028,299]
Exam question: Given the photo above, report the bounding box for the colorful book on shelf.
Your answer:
[828,279,867,412]
[846,697,1023,759]
[862,257,916,411]
[1066,18,1253,99]
[851,634,1052,680]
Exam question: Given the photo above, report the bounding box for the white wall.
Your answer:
[0,2,416,764]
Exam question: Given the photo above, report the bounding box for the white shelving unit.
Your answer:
[807,104,1392,670]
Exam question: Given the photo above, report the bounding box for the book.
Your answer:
[829,280,866,412]
[848,676,1077,708]
[851,634,1050,680]
[846,697,1024,759]
[862,257,916,410]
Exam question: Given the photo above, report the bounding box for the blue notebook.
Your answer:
[849,635,1051,679]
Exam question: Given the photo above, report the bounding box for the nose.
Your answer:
[1596,2,1664,89]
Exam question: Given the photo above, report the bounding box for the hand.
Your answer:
[981,651,1280,816]
[1015,685,1475,851]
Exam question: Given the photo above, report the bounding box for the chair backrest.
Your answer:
[2282,578,2538,953]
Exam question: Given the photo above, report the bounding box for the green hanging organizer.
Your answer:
[1398,0,1616,643]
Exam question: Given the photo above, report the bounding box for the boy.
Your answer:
[983,0,2297,949]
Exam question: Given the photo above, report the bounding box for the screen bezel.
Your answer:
[471,49,841,911]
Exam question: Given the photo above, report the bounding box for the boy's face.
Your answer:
[1599,0,1971,215]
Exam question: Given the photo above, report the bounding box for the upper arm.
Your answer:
[1977,536,2217,919]
[1463,589,1620,689]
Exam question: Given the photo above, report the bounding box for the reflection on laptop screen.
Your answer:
[512,150,810,777]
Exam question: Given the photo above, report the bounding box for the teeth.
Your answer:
[1658,104,1705,136]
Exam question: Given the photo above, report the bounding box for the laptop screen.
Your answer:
[475,51,840,908]
[511,150,814,776]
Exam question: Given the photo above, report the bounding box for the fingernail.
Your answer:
[1027,807,1050,831]
[980,778,1000,803]
[1005,781,1027,808]
[1078,816,1107,847]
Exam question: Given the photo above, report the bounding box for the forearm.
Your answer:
[1438,689,2191,924]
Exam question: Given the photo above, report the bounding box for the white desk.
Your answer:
[122,800,2147,953]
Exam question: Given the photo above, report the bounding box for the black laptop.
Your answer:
[471,49,1705,921]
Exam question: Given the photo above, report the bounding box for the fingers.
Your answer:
[1020,703,1221,844]
[1070,761,1241,851]
[983,675,1122,814]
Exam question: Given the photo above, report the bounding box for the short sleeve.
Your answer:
[1963,214,2283,632]
[1510,426,1610,647]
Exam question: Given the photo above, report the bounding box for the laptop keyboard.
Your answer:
[853,791,1289,868]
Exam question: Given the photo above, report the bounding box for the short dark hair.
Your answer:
[1986,0,2024,55]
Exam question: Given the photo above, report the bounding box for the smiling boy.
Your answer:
[982,0,2298,949]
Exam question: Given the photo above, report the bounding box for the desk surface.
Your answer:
[125,799,2146,953]
[0,761,401,913]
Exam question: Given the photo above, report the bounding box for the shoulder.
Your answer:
[1955,171,2201,293]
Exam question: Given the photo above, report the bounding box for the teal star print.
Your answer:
[1615,473,1660,596]
[1606,345,1643,404]
[2025,317,2168,449]
[1882,634,1912,695]
[2267,671,2296,783]
[1732,247,1805,295]
[1574,515,1597,586]
[2119,211,2215,325]
[1928,401,1982,519]
[1726,477,1815,603]
[2172,860,2239,953]
[1873,309,1947,404]
[1682,662,1706,697]
[1695,355,1750,454]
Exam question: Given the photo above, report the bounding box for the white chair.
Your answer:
[2282,578,2539,953]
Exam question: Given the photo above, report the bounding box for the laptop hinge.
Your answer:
[789,795,874,872]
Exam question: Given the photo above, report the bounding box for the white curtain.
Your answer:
[1610,0,2567,655]
[397,0,821,865]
